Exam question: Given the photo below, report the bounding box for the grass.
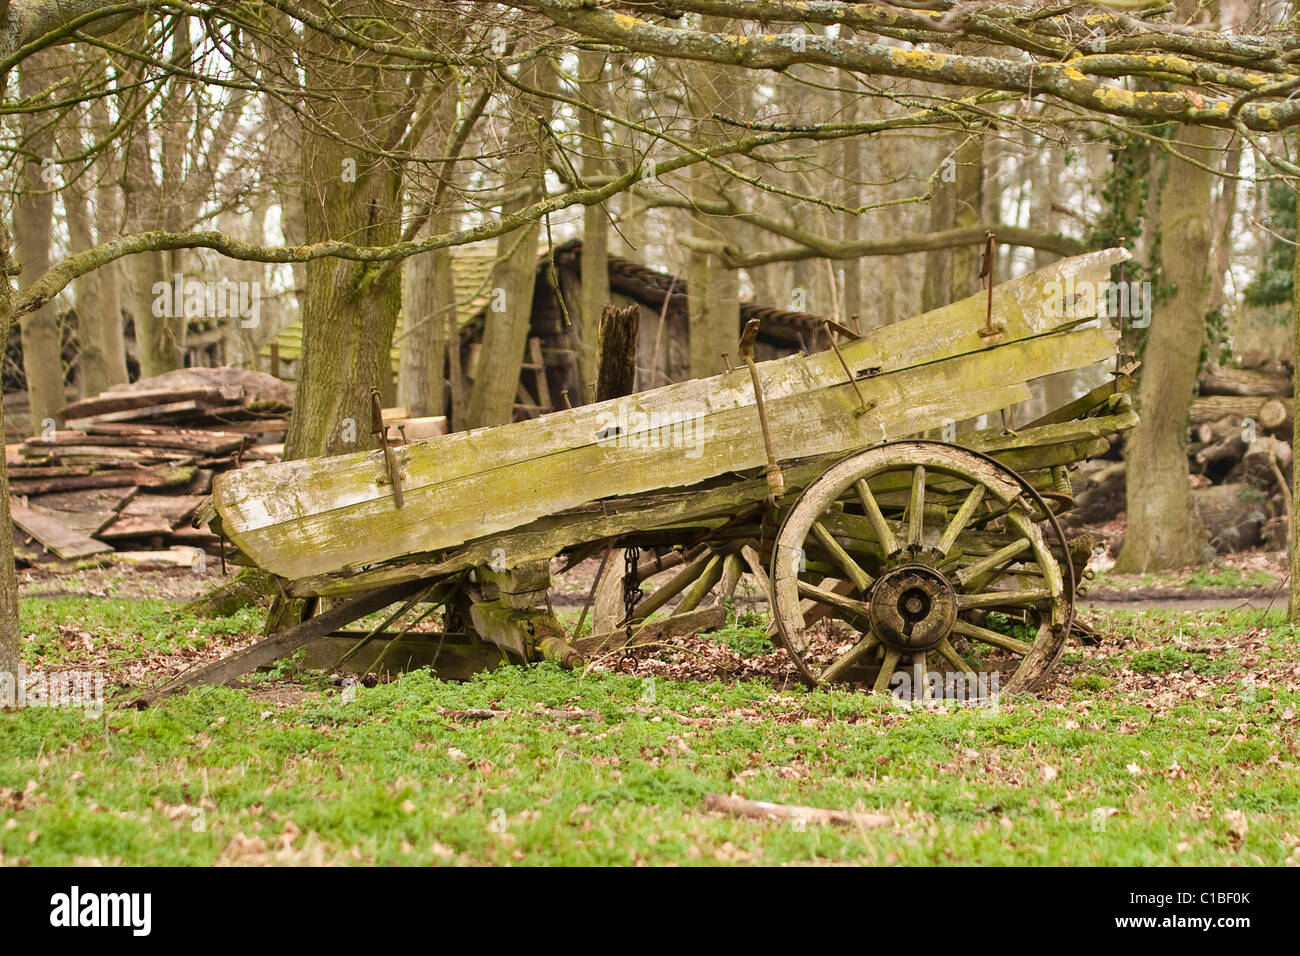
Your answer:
[1092,562,1280,591]
[18,597,262,669]
[1,596,1298,865]
[1183,566,1279,589]
[705,605,774,657]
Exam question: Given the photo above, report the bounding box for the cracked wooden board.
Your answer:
[221,325,1115,584]
[285,401,1134,597]
[9,500,115,561]
[216,248,1126,526]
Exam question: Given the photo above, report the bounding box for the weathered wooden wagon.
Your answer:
[141,248,1138,705]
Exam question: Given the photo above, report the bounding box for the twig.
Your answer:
[574,542,616,639]
[703,793,892,829]
[435,707,601,721]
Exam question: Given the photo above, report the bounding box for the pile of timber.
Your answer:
[1066,353,1294,553]
[8,368,290,565]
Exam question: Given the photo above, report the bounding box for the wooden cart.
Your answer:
[141,248,1137,705]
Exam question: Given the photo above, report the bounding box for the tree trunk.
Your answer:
[398,82,459,419]
[922,133,982,313]
[577,49,610,391]
[0,216,21,683]
[686,23,741,378]
[838,82,862,328]
[153,16,193,373]
[281,5,415,461]
[687,243,739,379]
[255,8,308,346]
[1290,177,1300,623]
[115,18,177,378]
[1114,124,1218,571]
[59,109,113,397]
[120,97,172,379]
[398,230,452,418]
[15,53,66,431]
[1036,143,1080,414]
[869,130,903,327]
[1209,139,1240,316]
[466,57,555,428]
[90,74,128,387]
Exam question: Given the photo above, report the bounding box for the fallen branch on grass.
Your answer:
[436,707,603,720]
[703,792,892,829]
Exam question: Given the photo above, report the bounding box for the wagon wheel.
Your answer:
[770,440,1073,697]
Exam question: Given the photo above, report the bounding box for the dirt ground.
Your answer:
[18,563,217,602]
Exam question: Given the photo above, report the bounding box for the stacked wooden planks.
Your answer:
[8,368,290,565]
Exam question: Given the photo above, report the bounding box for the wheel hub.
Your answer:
[869,564,957,652]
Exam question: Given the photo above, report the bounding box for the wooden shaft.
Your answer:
[674,553,725,614]
[628,551,712,623]
[133,580,427,707]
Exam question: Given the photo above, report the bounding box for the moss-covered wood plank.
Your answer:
[286,402,1134,597]
[214,251,1127,584]
[221,247,1125,521]
[228,324,1116,583]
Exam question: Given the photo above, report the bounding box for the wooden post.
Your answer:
[595,304,640,402]
[468,600,583,668]
[592,302,642,630]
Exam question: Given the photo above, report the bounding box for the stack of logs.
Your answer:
[1066,354,1294,553]
[7,368,289,567]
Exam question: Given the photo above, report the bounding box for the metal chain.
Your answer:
[622,546,643,651]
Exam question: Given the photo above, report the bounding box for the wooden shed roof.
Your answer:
[265,237,828,367]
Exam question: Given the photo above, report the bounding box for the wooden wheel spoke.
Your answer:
[951,619,1034,655]
[907,465,926,548]
[820,630,881,683]
[674,553,725,614]
[936,483,986,556]
[810,521,873,592]
[796,579,873,622]
[820,603,880,637]
[854,479,898,556]
[770,576,851,641]
[936,638,976,676]
[873,647,902,694]
[953,537,1031,588]
[973,499,1013,530]
[956,588,1052,611]
[914,650,930,701]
